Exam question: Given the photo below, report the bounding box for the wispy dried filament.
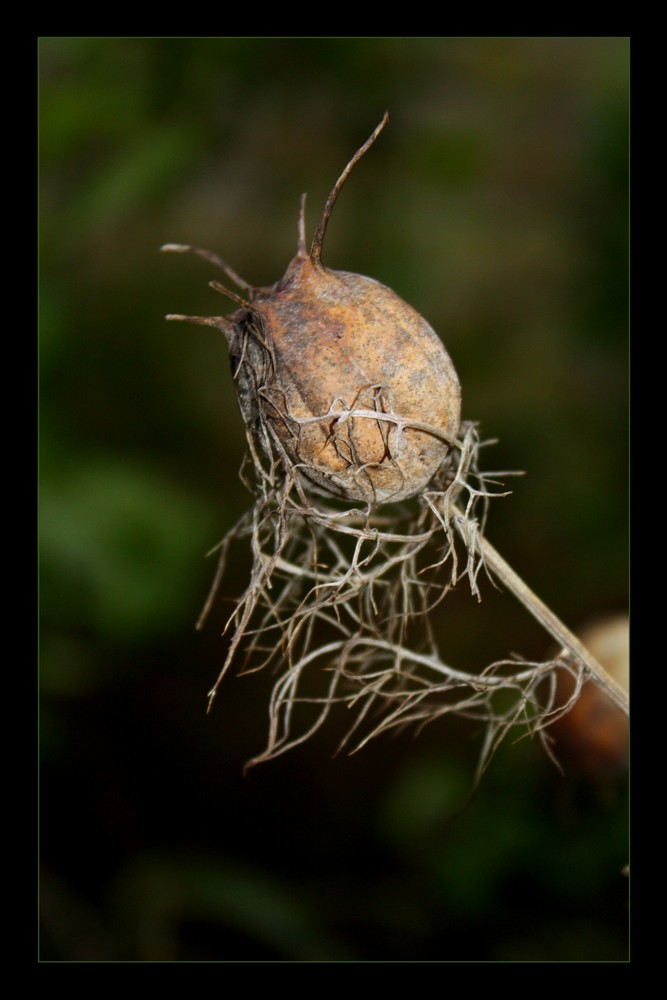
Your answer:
[197,419,579,771]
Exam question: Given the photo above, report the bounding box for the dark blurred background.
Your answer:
[39,37,629,961]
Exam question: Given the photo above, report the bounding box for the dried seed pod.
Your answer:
[165,113,461,505]
[162,117,628,770]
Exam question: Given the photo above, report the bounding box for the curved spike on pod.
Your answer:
[165,312,237,341]
[161,243,255,295]
[309,112,389,267]
[208,280,252,310]
[296,193,308,257]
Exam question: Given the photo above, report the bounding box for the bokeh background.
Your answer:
[39,37,629,962]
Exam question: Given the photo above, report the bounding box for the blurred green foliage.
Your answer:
[39,37,628,961]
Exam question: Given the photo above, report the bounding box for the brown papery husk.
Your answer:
[227,253,461,505]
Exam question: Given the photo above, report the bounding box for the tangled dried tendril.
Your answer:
[199,358,583,772]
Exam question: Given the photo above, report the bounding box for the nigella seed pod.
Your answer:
[161,114,628,770]
[164,113,461,505]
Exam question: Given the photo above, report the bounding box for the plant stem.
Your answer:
[453,509,629,716]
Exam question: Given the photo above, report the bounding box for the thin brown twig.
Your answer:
[463,518,629,715]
